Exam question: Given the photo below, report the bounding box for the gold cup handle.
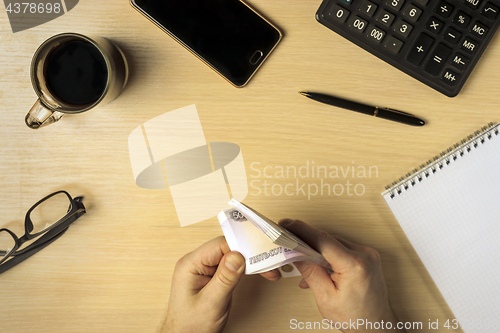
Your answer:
[25,99,65,130]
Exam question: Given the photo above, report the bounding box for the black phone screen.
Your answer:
[133,0,281,86]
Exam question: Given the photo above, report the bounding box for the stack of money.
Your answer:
[217,199,330,276]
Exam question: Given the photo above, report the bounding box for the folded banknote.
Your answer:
[217,200,330,276]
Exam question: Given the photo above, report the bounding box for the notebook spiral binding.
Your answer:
[383,122,499,199]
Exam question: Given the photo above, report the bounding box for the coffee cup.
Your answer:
[26,33,128,129]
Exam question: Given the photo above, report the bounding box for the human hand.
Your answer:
[279,219,404,333]
[160,236,280,333]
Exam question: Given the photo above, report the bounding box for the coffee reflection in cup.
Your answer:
[26,33,128,129]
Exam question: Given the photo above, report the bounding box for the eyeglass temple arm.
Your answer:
[0,195,86,274]
[13,200,86,257]
[0,206,84,274]
[0,227,69,274]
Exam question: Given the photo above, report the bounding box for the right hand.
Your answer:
[278,219,405,333]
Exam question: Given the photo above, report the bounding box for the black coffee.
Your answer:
[45,40,108,105]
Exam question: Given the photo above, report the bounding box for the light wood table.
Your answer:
[1,1,499,332]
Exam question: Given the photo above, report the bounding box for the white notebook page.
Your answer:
[383,125,500,333]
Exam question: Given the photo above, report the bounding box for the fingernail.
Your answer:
[279,218,294,226]
[225,253,244,272]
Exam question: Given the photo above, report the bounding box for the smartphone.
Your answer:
[130,0,282,87]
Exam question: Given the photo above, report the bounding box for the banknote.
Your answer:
[228,199,329,260]
[218,204,330,276]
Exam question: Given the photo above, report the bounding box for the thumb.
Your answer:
[203,251,245,309]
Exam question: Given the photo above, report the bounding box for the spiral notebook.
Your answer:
[382,123,500,333]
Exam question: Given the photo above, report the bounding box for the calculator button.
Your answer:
[463,0,482,10]
[366,26,387,43]
[460,37,479,54]
[452,11,471,28]
[441,69,460,85]
[384,36,404,53]
[407,33,435,65]
[394,19,414,38]
[426,17,444,33]
[340,0,354,5]
[450,53,470,70]
[481,3,499,20]
[443,27,462,44]
[327,5,351,24]
[470,21,489,38]
[386,0,406,11]
[358,0,378,17]
[349,16,369,33]
[403,4,423,22]
[376,10,396,27]
[414,0,430,6]
[434,1,454,18]
[424,43,452,75]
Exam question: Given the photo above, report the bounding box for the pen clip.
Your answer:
[379,107,416,117]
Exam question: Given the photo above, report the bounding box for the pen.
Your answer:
[299,92,425,127]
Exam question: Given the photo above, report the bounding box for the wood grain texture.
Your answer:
[1,0,499,332]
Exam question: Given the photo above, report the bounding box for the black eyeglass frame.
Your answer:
[0,190,86,274]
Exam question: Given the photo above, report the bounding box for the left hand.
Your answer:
[160,236,281,333]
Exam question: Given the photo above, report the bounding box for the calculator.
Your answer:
[316,0,500,97]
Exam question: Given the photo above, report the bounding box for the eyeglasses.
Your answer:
[0,190,86,274]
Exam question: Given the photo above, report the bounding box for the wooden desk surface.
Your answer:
[1,0,499,332]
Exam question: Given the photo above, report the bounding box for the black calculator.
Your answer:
[316,0,500,97]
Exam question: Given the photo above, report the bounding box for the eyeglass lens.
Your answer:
[0,230,16,261]
[29,192,72,235]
